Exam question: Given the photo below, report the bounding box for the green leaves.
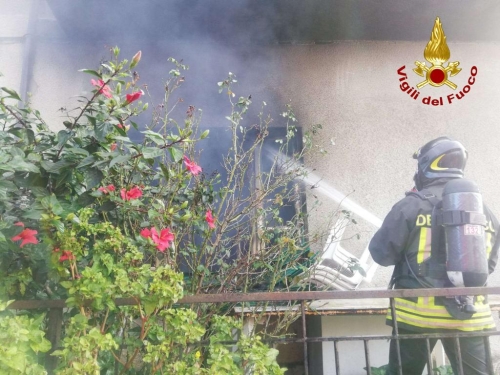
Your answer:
[77,155,96,169]
[41,194,64,215]
[108,154,130,168]
[40,159,72,174]
[433,365,454,375]
[56,129,72,147]
[143,299,157,315]
[85,168,103,189]
[1,87,21,101]
[160,164,170,182]
[142,130,165,145]
[200,129,210,139]
[168,147,183,163]
[94,122,114,142]
[0,148,40,174]
[0,180,17,193]
[366,365,389,375]
[142,147,164,160]
[0,313,51,374]
[11,157,40,173]
[78,69,102,78]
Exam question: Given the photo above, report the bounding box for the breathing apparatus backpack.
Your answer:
[409,178,489,319]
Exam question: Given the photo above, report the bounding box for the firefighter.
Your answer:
[368,137,500,375]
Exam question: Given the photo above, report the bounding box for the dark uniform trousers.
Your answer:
[388,328,490,375]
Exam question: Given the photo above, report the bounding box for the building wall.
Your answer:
[321,315,449,375]
[0,0,30,92]
[322,315,392,374]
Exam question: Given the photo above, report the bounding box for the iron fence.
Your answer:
[7,286,500,375]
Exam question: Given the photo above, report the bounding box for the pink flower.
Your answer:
[11,226,38,248]
[183,156,202,176]
[120,186,143,201]
[91,79,112,99]
[98,184,116,194]
[59,250,75,262]
[110,143,117,151]
[205,210,215,229]
[140,227,175,252]
[151,228,175,252]
[125,90,144,104]
[140,228,152,238]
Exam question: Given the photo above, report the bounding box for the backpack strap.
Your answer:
[430,200,446,271]
[406,191,447,279]
[406,190,440,206]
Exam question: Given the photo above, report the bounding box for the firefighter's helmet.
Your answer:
[413,137,468,188]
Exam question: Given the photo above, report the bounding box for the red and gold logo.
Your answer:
[413,17,461,89]
[397,17,477,106]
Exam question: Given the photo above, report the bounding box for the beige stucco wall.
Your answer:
[0,0,99,129]
[0,0,29,92]
[0,43,24,92]
[321,315,392,374]
[30,40,102,129]
[321,315,448,375]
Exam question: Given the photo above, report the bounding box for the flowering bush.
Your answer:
[0,47,321,373]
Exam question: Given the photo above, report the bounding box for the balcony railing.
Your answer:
[7,286,500,375]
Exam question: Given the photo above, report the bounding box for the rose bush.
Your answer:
[0,47,323,373]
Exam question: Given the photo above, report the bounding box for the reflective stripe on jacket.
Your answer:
[387,296,495,332]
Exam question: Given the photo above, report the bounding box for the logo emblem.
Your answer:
[412,17,461,90]
[397,17,477,106]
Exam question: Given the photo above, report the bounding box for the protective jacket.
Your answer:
[369,178,500,332]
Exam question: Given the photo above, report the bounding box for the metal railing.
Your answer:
[7,286,500,375]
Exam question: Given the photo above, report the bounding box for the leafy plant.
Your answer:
[365,364,389,375]
[0,300,50,374]
[0,47,326,373]
[433,364,453,375]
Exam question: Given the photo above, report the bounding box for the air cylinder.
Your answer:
[442,179,488,288]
